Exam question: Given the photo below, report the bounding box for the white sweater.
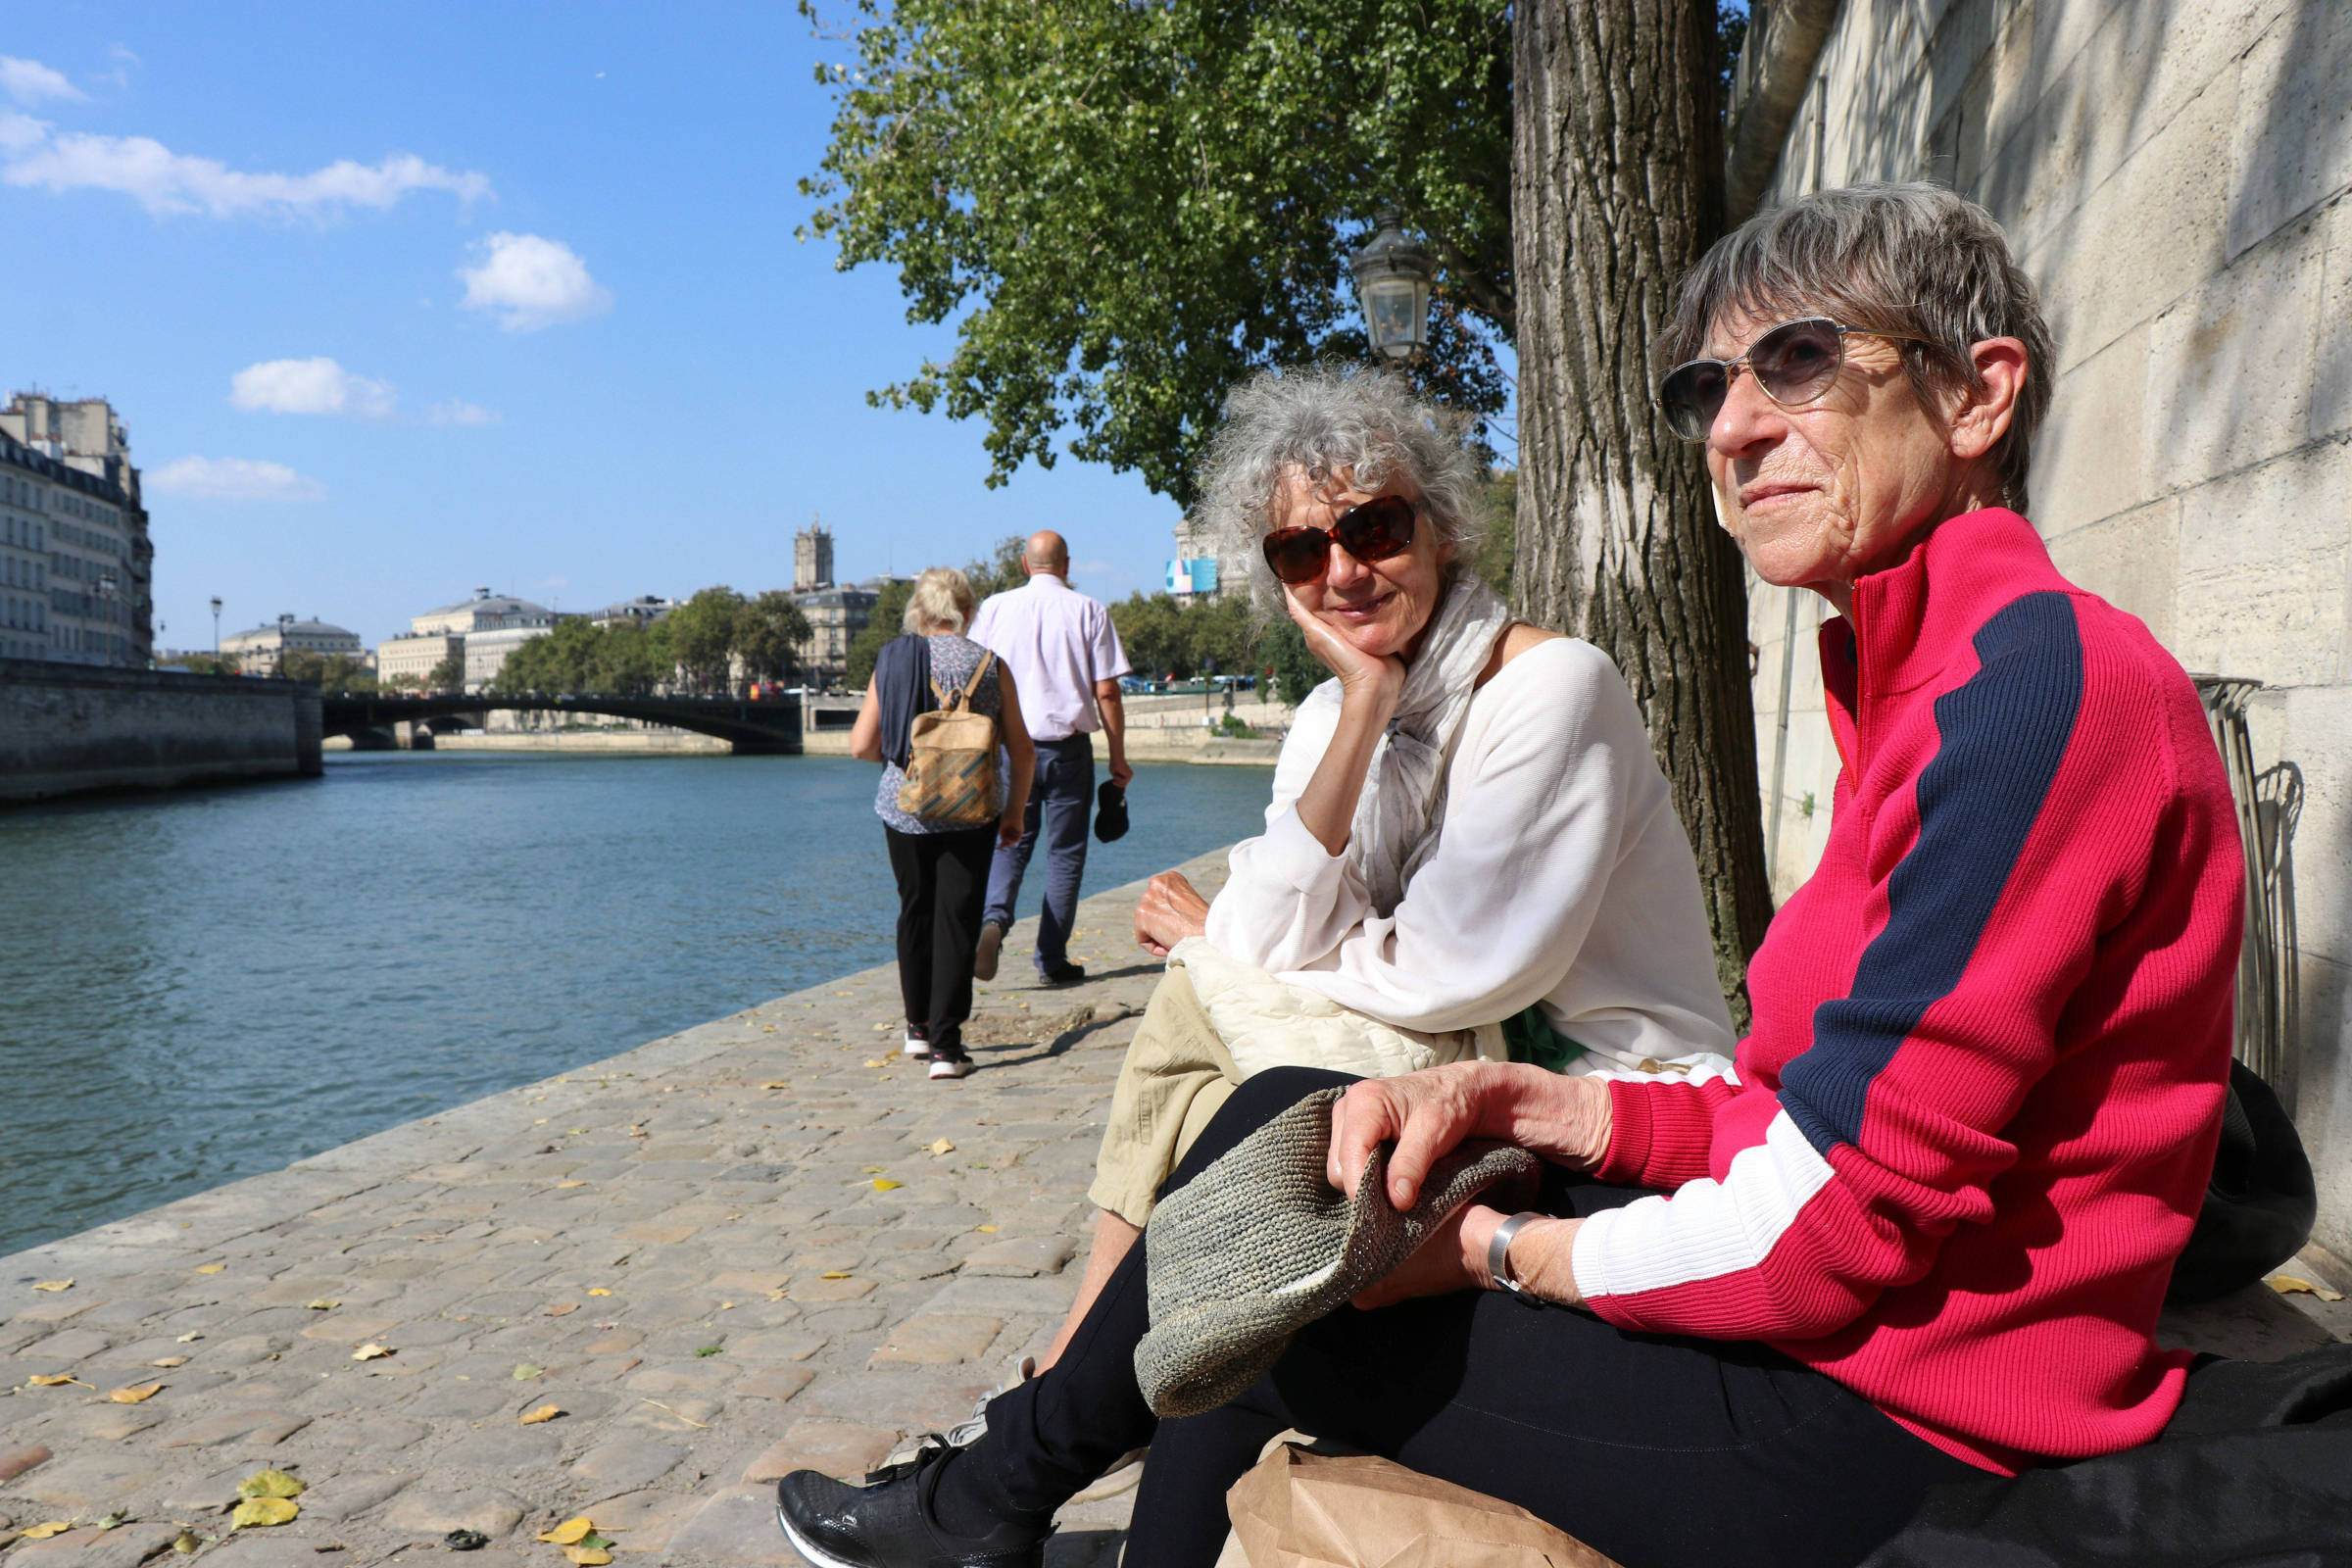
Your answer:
[1203,637,1737,1070]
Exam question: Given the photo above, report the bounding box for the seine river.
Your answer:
[0,752,1271,1257]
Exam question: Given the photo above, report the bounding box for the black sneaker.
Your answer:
[774,1439,1047,1568]
[1036,963,1087,987]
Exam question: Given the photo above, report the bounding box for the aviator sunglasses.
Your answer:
[1655,317,1927,441]
[1260,493,1419,586]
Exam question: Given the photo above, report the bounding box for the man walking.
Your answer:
[967,530,1132,985]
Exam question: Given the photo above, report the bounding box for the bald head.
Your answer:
[1023,530,1069,577]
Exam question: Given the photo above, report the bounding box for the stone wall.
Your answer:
[1740,0,2352,1256]
[0,660,323,803]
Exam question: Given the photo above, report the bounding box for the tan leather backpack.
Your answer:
[896,652,1001,828]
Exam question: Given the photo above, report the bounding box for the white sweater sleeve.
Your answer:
[1206,640,1667,1036]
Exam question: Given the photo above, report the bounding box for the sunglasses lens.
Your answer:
[1750,319,1843,405]
[1262,526,1331,585]
[1335,495,1416,563]
[1658,362,1726,440]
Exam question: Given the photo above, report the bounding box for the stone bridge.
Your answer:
[320,693,803,754]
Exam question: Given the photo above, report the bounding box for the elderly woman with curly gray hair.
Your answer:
[776,182,2243,1568]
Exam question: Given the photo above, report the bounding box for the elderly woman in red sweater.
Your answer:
[776,182,2242,1568]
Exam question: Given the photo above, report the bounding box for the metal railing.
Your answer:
[2193,676,2302,1090]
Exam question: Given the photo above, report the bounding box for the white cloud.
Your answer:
[459,231,612,331]
[148,457,327,502]
[0,123,491,218]
[230,357,398,418]
[0,57,84,106]
[425,399,502,426]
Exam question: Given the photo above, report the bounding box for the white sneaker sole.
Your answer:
[775,1503,859,1568]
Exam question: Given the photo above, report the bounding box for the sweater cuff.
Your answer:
[1249,807,1348,896]
[1593,1077,1717,1189]
[1593,1078,1657,1185]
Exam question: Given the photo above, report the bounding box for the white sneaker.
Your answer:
[928,1054,973,1081]
[904,1028,932,1060]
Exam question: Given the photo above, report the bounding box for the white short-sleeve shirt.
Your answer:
[967,574,1132,742]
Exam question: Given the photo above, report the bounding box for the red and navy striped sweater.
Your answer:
[1569,508,2242,1474]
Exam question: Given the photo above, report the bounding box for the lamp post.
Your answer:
[210,596,222,655]
[1348,209,1437,361]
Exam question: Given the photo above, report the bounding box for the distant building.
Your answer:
[795,522,835,591]
[790,574,914,690]
[1166,514,1243,604]
[0,392,152,666]
[376,586,560,692]
[590,594,674,627]
[220,613,365,676]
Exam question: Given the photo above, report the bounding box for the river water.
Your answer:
[0,752,1272,1257]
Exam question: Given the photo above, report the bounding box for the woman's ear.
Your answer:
[1947,337,2028,464]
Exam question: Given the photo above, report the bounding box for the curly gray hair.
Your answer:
[1191,365,1485,612]
[1660,181,2055,512]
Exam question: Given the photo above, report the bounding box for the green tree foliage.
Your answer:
[274,651,378,693]
[1108,592,1256,681]
[737,591,814,683]
[488,617,687,697]
[425,654,465,692]
[1255,617,1325,707]
[845,580,915,690]
[800,0,1513,503]
[174,652,240,676]
[964,536,1028,602]
[667,587,749,693]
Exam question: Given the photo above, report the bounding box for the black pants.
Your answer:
[956,1068,1980,1568]
[883,824,995,1054]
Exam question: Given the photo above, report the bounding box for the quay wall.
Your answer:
[1739,0,2352,1257]
[0,659,322,804]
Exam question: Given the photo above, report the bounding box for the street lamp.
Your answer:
[1349,208,1436,361]
[210,596,222,654]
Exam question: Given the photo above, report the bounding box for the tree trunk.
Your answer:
[1511,0,1774,1022]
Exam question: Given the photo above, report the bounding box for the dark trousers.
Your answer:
[954,1068,1980,1568]
[983,734,1094,974]
[883,824,995,1054]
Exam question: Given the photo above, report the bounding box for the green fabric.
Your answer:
[1500,1004,1586,1072]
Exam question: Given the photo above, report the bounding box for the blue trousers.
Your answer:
[984,734,1094,974]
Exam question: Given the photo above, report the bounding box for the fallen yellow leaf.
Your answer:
[21,1522,73,1540]
[545,1302,579,1317]
[519,1404,564,1425]
[537,1519,594,1544]
[26,1374,79,1388]
[172,1529,201,1554]
[718,1301,736,1310]
[818,1270,851,1280]
[587,1288,613,1297]
[350,1343,394,1360]
[230,1496,298,1530]
[149,1356,188,1368]
[627,1126,648,1138]
[760,1082,788,1089]
[929,1139,956,1156]
[557,1181,587,1189]
[194,1263,225,1275]
[237,1469,308,1499]
[871,1178,904,1192]
[306,1298,339,1310]
[108,1383,164,1403]
[863,1059,886,1068]
[975,1225,999,1234]
[30,1280,73,1293]
[175,1332,201,1343]
[762,1288,789,1301]
[2269,1275,2348,1301]
[564,1549,612,1566]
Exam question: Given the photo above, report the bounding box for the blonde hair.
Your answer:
[903,566,977,635]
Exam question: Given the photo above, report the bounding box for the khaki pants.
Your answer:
[1089,967,1243,1228]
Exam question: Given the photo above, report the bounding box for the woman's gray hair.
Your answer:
[903,565,977,635]
[1191,365,1485,612]
[1660,181,2055,511]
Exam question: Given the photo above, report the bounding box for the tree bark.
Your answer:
[1511,0,1774,1022]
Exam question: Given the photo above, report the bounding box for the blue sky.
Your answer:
[2,4,1187,650]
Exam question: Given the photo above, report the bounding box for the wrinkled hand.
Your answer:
[1134,870,1211,957]
[1283,589,1404,710]
[1326,1063,1494,1211]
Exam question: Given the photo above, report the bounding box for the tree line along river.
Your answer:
[0,751,1272,1257]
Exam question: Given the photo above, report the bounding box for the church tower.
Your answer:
[794,519,835,591]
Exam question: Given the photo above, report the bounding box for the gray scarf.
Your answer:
[1348,573,1514,916]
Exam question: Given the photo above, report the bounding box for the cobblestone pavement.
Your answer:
[0,854,1230,1568]
[7,845,2349,1568]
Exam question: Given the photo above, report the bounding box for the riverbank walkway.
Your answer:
[6,850,2349,1568]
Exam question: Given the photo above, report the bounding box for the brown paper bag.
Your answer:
[1224,1444,1625,1568]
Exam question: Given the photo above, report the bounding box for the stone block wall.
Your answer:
[1742,0,2352,1255]
[0,660,323,803]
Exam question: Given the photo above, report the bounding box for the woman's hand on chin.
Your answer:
[1134,870,1211,956]
[1285,590,1404,710]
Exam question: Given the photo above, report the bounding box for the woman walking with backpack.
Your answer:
[848,567,1036,1081]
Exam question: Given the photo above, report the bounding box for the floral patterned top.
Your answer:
[874,633,1006,834]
